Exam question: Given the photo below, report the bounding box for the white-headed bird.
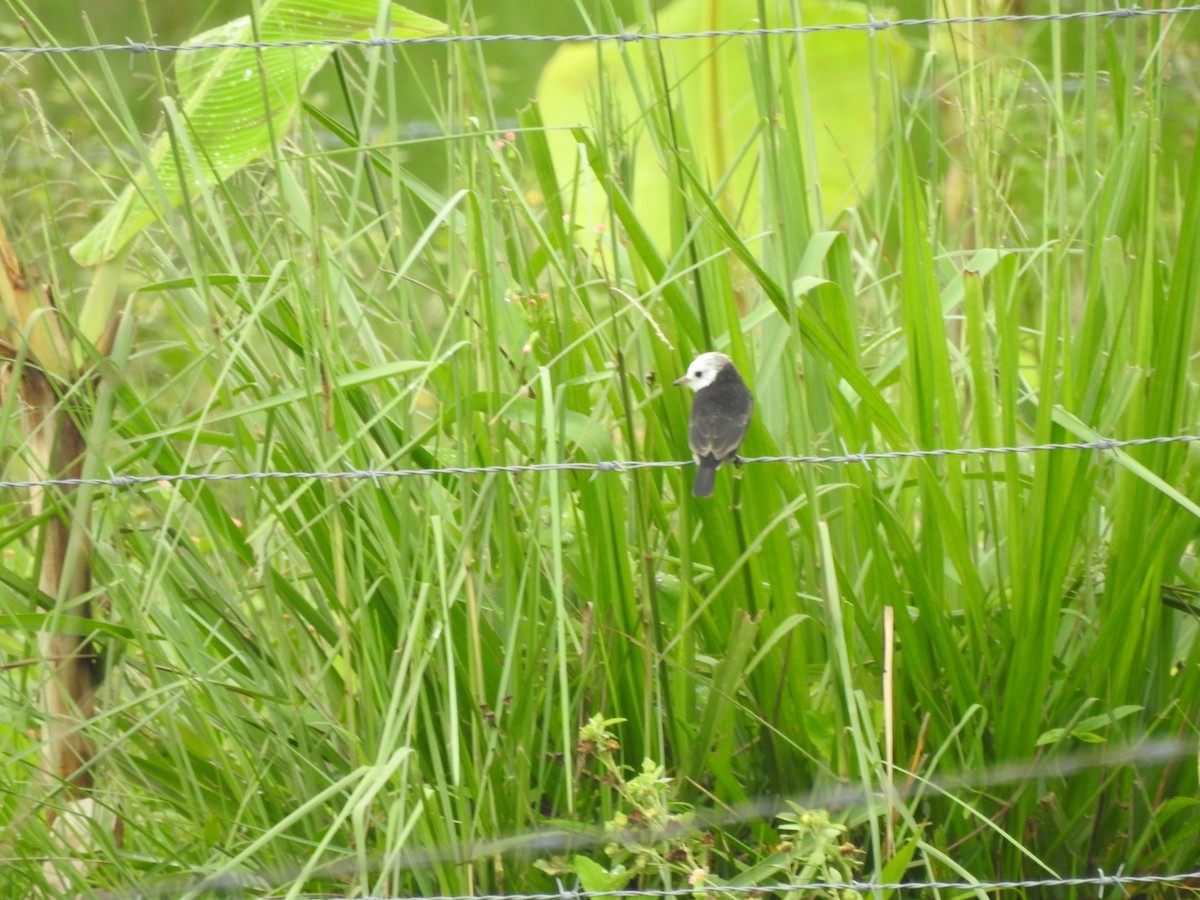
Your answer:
[673,352,754,498]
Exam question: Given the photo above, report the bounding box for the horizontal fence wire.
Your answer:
[305,869,1200,899]
[0,435,1196,492]
[1,6,1199,56]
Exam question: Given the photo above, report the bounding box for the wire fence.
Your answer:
[1,4,1199,56]
[1,434,1196,492]
[304,869,1200,898]
[131,869,1200,900]
[166,871,1200,900]
[1,5,1197,494]
[7,7,1200,900]
[86,737,1200,898]
[125,734,1200,897]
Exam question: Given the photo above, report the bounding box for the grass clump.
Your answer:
[537,715,863,898]
[1,1,1200,897]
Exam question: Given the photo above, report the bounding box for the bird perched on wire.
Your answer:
[673,351,754,498]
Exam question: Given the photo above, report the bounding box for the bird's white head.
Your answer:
[672,352,733,393]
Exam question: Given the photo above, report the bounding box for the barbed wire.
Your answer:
[1,434,1195,492]
[118,737,1198,899]
[295,868,1200,899]
[2,5,1199,57]
[140,867,1200,900]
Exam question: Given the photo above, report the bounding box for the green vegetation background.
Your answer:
[2,1,1200,897]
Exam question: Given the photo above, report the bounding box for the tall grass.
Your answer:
[2,2,1200,897]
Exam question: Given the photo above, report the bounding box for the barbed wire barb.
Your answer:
[1,435,1196,492]
[1,6,1199,56]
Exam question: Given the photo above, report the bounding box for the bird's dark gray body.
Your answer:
[674,352,753,497]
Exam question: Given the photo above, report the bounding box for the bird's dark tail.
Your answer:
[692,463,717,498]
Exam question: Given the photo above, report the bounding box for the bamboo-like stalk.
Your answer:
[28,375,97,796]
[0,222,99,803]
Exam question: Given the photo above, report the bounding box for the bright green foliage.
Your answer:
[70,0,447,267]
[536,0,911,248]
[536,716,862,898]
[2,2,1200,898]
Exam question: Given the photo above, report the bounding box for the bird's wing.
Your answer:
[689,393,753,460]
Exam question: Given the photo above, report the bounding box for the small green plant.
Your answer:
[537,714,712,891]
[772,806,863,897]
[538,715,862,899]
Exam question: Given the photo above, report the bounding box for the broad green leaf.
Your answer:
[880,837,921,900]
[1036,705,1144,746]
[70,1,447,266]
[570,856,638,892]
[536,0,910,247]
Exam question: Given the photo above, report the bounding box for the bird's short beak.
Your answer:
[672,374,691,387]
